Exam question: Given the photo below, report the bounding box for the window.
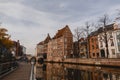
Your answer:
[81,49,83,52]
[97,53,99,57]
[109,32,113,38]
[65,44,67,48]
[111,49,115,55]
[65,50,67,54]
[92,45,94,49]
[93,53,95,57]
[100,36,102,41]
[91,38,94,43]
[116,31,120,51]
[96,44,98,49]
[110,39,114,46]
[60,38,63,42]
[65,38,67,42]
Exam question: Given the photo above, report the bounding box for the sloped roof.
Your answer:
[97,23,115,33]
[37,41,44,45]
[0,28,8,33]
[53,25,69,39]
[88,23,119,37]
[105,23,114,30]
[44,33,51,43]
[89,31,98,36]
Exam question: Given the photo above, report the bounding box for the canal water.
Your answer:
[34,63,120,80]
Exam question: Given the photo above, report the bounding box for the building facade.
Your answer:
[89,31,99,58]
[98,23,120,58]
[37,25,73,61]
[47,25,73,61]
[36,34,51,59]
[36,41,44,56]
[79,38,87,58]
[73,41,79,57]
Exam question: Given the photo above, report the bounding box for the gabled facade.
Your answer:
[98,23,120,58]
[43,34,51,54]
[47,25,73,61]
[37,25,73,61]
[36,34,51,58]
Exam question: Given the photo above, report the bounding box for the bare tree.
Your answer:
[85,22,90,58]
[73,27,85,57]
[99,14,110,26]
[74,27,85,41]
[74,22,94,58]
[115,9,120,20]
[81,22,93,58]
[98,14,110,58]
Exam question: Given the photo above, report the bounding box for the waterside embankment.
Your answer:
[45,58,120,67]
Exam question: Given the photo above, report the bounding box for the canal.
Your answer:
[34,63,120,80]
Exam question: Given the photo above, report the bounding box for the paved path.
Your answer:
[1,62,31,80]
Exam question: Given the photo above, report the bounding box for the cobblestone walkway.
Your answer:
[1,62,31,80]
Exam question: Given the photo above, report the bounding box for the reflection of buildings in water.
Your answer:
[46,63,66,80]
[35,63,120,80]
[35,63,47,80]
[102,72,120,80]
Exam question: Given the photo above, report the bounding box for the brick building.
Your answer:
[37,25,73,61]
[12,40,26,57]
[88,23,120,58]
[36,34,51,59]
[48,25,73,61]
[89,31,99,58]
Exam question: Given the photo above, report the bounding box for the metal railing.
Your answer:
[0,61,18,78]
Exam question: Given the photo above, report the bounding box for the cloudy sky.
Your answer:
[0,0,120,55]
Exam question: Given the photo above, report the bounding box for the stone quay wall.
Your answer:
[45,58,120,67]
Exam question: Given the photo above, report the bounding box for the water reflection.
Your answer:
[34,63,120,80]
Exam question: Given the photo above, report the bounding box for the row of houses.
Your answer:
[74,23,120,58]
[12,40,26,57]
[36,23,120,61]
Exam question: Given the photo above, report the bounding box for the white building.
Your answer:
[36,41,44,56]
[22,45,26,55]
[98,23,120,58]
